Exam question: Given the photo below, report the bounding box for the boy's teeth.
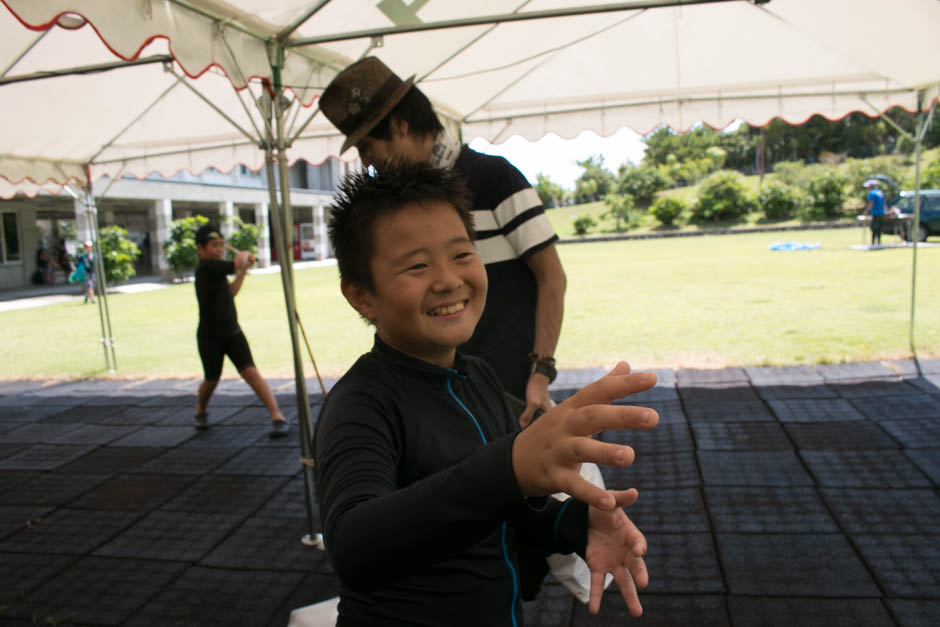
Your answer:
[429,302,464,316]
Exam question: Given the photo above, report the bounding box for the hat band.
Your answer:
[336,75,404,138]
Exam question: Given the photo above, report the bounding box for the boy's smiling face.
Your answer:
[343,200,486,368]
[197,238,225,261]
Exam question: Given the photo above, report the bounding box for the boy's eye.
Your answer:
[406,263,428,271]
[455,251,474,261]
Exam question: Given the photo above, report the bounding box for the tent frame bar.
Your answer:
[0,55,173,86]
[286,0,742,47]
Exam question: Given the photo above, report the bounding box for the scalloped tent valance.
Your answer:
[2,0,938,196]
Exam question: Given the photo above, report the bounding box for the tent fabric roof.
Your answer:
[2,0,939,197]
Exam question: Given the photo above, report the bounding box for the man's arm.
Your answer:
[520,244,566,426]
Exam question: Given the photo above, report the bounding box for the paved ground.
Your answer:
[1,360,938,626]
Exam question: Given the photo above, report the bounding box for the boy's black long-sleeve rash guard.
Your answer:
[314,336,589,627]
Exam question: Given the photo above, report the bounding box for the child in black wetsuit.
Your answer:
[314,162,659,626]
[193,224,289,438]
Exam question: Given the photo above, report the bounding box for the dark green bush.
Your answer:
[226,218,261,259]
[98,226,141,284]
[805,170,847,218]
[617,165,671,207]
[650,197,685,226]
[572,214,597,235]
[690,171,754,221]
[603,194,636,232]
[164,215,209,276]
[758,182,801,220]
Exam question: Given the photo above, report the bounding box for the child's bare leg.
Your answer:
[196,379,219,414]
[239,366,285,422]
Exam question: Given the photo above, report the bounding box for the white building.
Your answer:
[0,158,354,289]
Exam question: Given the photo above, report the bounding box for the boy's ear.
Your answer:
[390,116,410,140]
[340,279,376,323]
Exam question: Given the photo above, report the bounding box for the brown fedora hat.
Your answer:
[319,57,415,155]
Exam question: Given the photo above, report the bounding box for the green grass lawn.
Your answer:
[2,228,938,380]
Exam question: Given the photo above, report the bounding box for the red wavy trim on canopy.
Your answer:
[0,0,325,106]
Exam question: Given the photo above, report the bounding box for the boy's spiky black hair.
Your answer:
[328,160,474,292]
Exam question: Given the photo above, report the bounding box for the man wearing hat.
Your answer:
[863,179,886,247]
[320,57,567,429]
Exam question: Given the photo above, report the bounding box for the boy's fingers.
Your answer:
[567,371,658,409]
[609,488,639,509]
[566,438,636,468]
[588,571,605,614]
[568,404,658,437]
[562,476,617,510]
[612,567,643,617]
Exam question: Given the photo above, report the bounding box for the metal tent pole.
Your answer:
[87,196,118,372]
[262,86,322,549]
[908,94,935,358]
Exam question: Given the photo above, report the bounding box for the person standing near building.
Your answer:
[78,240,96,303]
[863,179,886,248]
[319,57,567,428]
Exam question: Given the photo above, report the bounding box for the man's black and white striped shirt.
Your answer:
[454,145,559,398]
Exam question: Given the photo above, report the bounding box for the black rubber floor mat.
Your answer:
[691,422,792,450]
[123,566,303,627]
[0,505,55,542]
[0,423,84,444]
[181,424,265,448]
[213,446,305,476]
[161,474,288,516]
[600,422,694,454]
[0,444,97,471]
[93,404,183,426]
[851,394,940,420]
[684,400,775,423]
[57,446,166,474]
[783,420,899,450]
[641,533,724,594]
[705,486,837,533]
[600,450,701,490]
[727,597,892,627]
[137,446,241,475]
[0,508,141,555]
[800,450,932,487]
[716,534,879,596]
[6,556,186,626]
[678,368,748,386]
[816,361,898,381]
[877,417,940,448]
[200,516,330,572]
[70,473,196,512]
[697,451,813,487]
[47,424,140,446]
[752,383,839,401]
[94,510,244,562]
[679,385,761,404]
[0,470,39,497]
[744,365,825,385]
[904,449,940,485]
[0,552,78,605]
[821,488,940,534]
[626,487,710,534]
[768,398,865,422]
[39,404,132,425]
[572,593,729,627]
[0,472,111,507]
[252,476,320,521]
[106,425,196,448]
[832,379,918,398]
[886,599,940,627]
[615,400,687,425]
[853,534,940,597]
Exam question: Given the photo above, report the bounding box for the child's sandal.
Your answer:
[194,412,209,431]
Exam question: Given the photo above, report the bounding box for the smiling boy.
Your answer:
[314,162,660,626]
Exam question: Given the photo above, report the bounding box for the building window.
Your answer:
[0,211,21,264]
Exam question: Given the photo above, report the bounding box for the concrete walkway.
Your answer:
[0,360,938,626]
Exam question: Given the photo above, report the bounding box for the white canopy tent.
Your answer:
[2,0,938,546]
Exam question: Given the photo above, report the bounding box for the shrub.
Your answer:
[920,155,940,189]
[226,218,261,259]
[804,170,847,219]
[771,160,806,186]
[603,194,636,232]
[617,165,671,208]
[843,156,904,201]
[758,182,801,220]
[572,214,596,235]
[690,170,754,221]
[98,226,141,284]
[164,215,209,276]
[650,197,685,226]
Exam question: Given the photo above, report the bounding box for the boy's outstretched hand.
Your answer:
[585,488,648,616]
[511,361,658,510]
